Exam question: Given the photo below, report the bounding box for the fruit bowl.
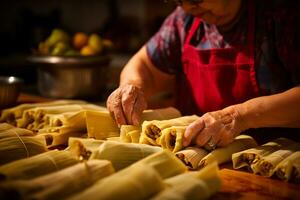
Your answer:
[27,55,111,99]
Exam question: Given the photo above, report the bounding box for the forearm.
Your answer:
[120,46,175,98]
[236,86,300,129]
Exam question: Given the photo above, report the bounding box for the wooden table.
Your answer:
[14,93,300,200]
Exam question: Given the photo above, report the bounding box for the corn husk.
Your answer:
[159,126,186,153]
[151,163,221,200]
[137,150,187,179]
[0,160,114,200]
[90,141,162,171]
[38,131,83,147]
[68,163,164,200]
[0,150,79,181]
[120,125,141,143]
[175,147,209,170]
[86,110,120,139]
[0,123,35,139]
[86,107,181,140]
[232,138,295,170]
[139,115,199,146]
[198,135,257,169]
[0,100,87,126]
[252,143,300,177]
[106,137,121,141]
[68,137,105,160]
[275,151,300,183]
[0,136,48,165]
[18,104,105,131]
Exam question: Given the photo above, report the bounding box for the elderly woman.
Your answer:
[107,0,300,149]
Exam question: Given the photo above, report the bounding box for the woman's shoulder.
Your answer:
[166,6,194,31]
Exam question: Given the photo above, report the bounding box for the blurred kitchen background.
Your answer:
[0,0,175,102]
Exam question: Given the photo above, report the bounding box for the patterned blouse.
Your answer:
[146,0,300,96]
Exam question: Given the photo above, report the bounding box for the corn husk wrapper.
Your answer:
[0,100,87,126]
[120,125,141,143]
[0,150,78,181]
[90,141,162,171]
[67,137,105,160]
[38,131,83,147]
[0,160,114,200]
[175,147,209,170]
[275,151,300,183]
[68,163,164,200]
[0,124,35,139]
[159,126,186,153]
[251,143,300,177]
[198,135,257,169]
[18,104,105,131]
[86,110,119,139]
[151,163,221,200]
[137,150,187,179]
[106,137,121,142]
[0,136,47,165]
[232,138,295,170]
[140,115,199,146]
[86,107,181,140]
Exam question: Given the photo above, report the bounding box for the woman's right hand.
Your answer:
[106,84,147,126]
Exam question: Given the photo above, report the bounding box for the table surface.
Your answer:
[14,93,300,200]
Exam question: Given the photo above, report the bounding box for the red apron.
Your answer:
[178,2,260,115]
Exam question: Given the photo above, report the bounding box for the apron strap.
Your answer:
[185,17,202,45]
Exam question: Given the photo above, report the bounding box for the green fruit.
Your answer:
[88,34,103,53]
[65,49,80,56]
[51,42,69,56]
[46,28,70,48]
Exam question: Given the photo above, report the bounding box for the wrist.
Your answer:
[223,104,251,132]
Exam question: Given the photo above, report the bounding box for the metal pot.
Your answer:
[28,55,111,99]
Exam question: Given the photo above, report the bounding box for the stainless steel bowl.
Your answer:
[0,76,23,108]
[28,55,111,99]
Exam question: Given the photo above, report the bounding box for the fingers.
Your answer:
[107,90,127,126]
[183,118,204,147]
[106,84,147,126]
[121,85,138,125]
[132,95,147,125]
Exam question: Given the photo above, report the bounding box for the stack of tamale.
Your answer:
[232,138,300,183]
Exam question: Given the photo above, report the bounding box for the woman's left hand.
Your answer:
[183,105,248,148]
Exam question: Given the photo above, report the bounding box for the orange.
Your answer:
[73,32,88,50]
[80,45,96,56]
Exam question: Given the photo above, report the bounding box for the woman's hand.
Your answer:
[183,105,248,148]
[106,84,147,126]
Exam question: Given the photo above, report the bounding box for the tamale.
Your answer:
[0,136,47,165]
[86,110,120,139]
[90,141,162,170]
[120,125,141,143]
[137,150,187,179]
[198,135,257,169]
[86,107,181,140]
[251,143,300,176]
[0,150,78,180]
[0,100,87,126]
[275,151,300,183]
[139,115,199,146]
[232,138,295,170]
[151,163,221,200]
[0,160,114,200]
[19,104,105,131]
[0,123,14,131]
[175,147,208,170]
[68,163,164,200]
[106,137,121,141]
[38,130,83,147]
[67,137,105,160]
[0,124,35,139]
[159,126,186,153]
